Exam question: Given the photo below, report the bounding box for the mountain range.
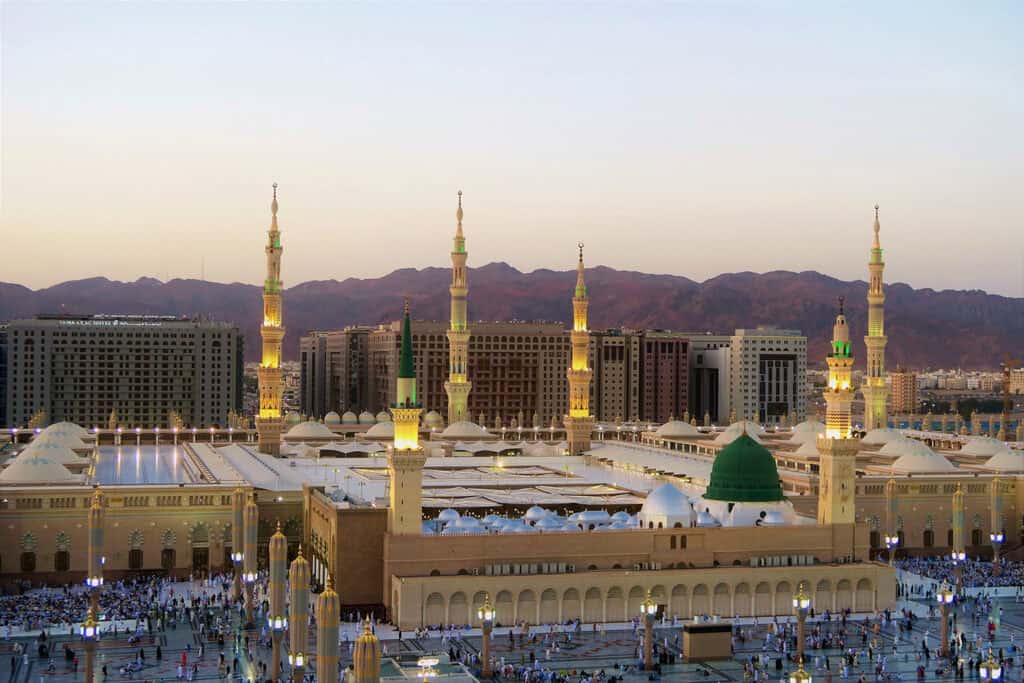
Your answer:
[2,264,1021,370]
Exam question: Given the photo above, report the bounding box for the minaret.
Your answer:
[268,522,287,678]
[288,546,311,680]
[565,243,594,456]
[387,300,426,535]
[817,299,859,528]
[257,183,285,455]
[862,205,889,431]
[317,576,342,683]
[444,191,472,425]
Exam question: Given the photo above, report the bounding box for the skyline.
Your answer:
[2,2,1023,295]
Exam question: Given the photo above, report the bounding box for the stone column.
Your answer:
[289,547,310,683]
[317,576,341,683]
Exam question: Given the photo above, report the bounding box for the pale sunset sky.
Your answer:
[1,2,1022,295]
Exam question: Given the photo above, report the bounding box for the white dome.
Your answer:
[423,411,444,428]
[534,517,564,530]
[441,421,489,439]
[364,421,395,439]
[714,426,763,446]
[861,428,903,445]
[655,421,700,439]
[501,520,538,534]
[788,421,826,445]
[890,441,957,473]
[0,453,79,484]
[341,411,359,424]
[437,508,461,522]
[696,509,720,527]
[879,437,913,456]
[795,440,820,456]
[453,516,483,529]
[983,448,1024,472]
[324,411,342,424]
[375,411,391,423]
[31,431,89,451]
[284,412,302,426]
[611,510,631,523]
[285,421,336,439]
[358,411,376,424]
[523,506,549,521]
[482,514,505,527]
[17,441,85,465]
[638,483,692,529]
[42,422,90,438]
[961,437,1008,457]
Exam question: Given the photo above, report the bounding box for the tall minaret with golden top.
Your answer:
[565,243,594,456]
[817,298,859,527]
[257,183,285,456]
[444,191,472,425]
[862,205,889,431]
[387,300,426,535]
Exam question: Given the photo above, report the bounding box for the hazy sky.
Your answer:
[2,2,1022,295]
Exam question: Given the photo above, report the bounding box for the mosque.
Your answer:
[19,188,1024,631]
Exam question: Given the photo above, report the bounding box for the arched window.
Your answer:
[161,548,176,572]
[54,551,70,572]
[923,530,934,547]
[20,552,36,572]
[129,549,143,570]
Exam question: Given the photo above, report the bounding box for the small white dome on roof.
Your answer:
[792,419,826,434]
[376,411,391,423]
[534,517,564,530]
[578,510,611,523]
[611,510,631,523]
[364,421,395,439]
[421,522,437,535]
[423,411,444,428]
[341,411,359,424]
[285,412,302,426]
[890,441,956,473]
[983,447,1024,472]
[638,483,692,529]
[18,441,85,465]
[453,516,483,529]
[861,428,903,445]
[482,514,505,526]
[0,453,79,484]
[285,421,336,439]
[358,411,376,424]
[961,437,1008,457]
[524,505,549,521]
[441,421,489,439]
[324,411,341,424]
[437,508,461,522]
[714,427,763,446]
[655,421,700,439]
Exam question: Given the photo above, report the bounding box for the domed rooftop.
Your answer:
[437,508,460,522]
[32,431,90,451]
[341,411,359,424]
[284,412,301,426]
[705,434,785,502]
[640,483,690,517]
[655,421,700,439]
[364,421,395,439]
[17,441,85,465]
[358,411,376,424]
[534,516,565,530]
[376,411,391,423]
[890,440,956,473]
[0,453,79,484]
[524,505,549,521]
[961,437,1008,457]
[423,411,444,428]
[713,426,763,446]
[861,428,903,445]
[788,420,826,445]
[879,437,912,457]
[441,420,489,439]
[285,421,336,439]
[983,447,1024,472]
[324,411,341,425]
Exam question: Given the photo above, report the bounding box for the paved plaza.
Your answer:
[3,576,1024,683]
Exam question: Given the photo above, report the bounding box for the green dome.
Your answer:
[705,433,785,502]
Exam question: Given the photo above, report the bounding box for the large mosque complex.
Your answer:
[4,189,1023,635]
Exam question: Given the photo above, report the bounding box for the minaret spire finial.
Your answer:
[578,242,584,262]
[838,296,845,315]
[272,183,279,220]
[872,204,880,247]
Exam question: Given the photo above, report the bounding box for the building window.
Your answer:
[20,552,36,572]
[923,530,934,547]
[54,551,70,572]
[129,549,143,570]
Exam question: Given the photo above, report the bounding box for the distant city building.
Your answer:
[1011,368,1024,395]
[638,331,689,423]
[299,327,372,419]
[688,334,732,424]
[0,324,7,428]
[590,330,641,423]
[4,314,243,428]
[729,327,807,425]
[890,367,918,414]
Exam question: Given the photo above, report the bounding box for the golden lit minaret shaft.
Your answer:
[824,297,854,439]
[445,191,472,424]
[388,300,426,535]
[565,243,594,456]
[817,298,859,528]
[862,205,889,431]
[257,183,285,456]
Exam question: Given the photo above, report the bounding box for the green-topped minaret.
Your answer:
[388,299,426,535]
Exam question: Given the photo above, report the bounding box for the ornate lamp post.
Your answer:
[640,591,658,671]
[884,534,899,566]
[231,488,245,602]
[268,522,288,679]
[991,475,1004,576]
[793,582,811,664]
[980,650,1003,682]
[990,531,1005,575]
[317,576,341,683]
[478,595,496,679]
[288,547,311,683]
[80,605,98,683]
[937,582,954,657]
[86,489,105,612]
[788,658,812,683]
[243,492,259,625]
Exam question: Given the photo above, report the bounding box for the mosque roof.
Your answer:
[861,428,903,445]
[43,422,90,438]
[324,411,342,424]
[960,436,1008,457]
[983,447,1024,472]
[375,411,391,423]
[705,433,785,502]
[878,437,912,456]
[32,431,90,451]
[794,440,820,456]
[364,421,395,439]
[441,421,489,439]
[639,483,690,517]
[655,421,701,439]
[713,425,763,446]
[889,441,956,473]
[285,421,336,439]
[788,420,826,444]
[0,453,80,484]
[423,411,444,428]
[17,441,86,465]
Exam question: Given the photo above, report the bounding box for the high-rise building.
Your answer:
[1009,368,1024,396]
[890,367,918,414]
[862,205,889,430]
[445,192,472,425]
[299,331,329,418]
[257,184,285,455]
[688,334,732,424]
[565,244,594,456]
[0,324,7,429]
[729,327,807,425]
[3,314,242,428]
[590,330,640,422]
[639,331,688,422]
[299,327,373,418]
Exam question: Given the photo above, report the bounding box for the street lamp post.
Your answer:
[788,658,812,683]
[269,522,288,680]
[980,650,1003,683]
[478,595,496,679]
[80,606,98,683]
[793,582,811,664]
[950,551,966,594]
[937,582,954,658]
[640,591,658,671]
[243,493,259,626]
[885,534,899,566]
[990,531,1004,576]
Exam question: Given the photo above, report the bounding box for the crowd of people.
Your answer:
[896,557,1024,589]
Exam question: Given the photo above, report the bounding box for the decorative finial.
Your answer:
[456,190,464,229]
[271,183,279,220]
[276,519,282,532]
[578,242,584,262]
[838,296,845,315]
[458,190,463,208]
[403,297,410,315]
